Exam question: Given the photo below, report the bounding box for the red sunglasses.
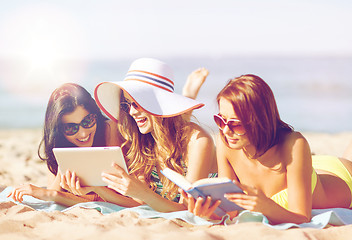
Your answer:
[213,114,246,136]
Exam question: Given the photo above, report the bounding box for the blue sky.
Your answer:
[0,0,351,61]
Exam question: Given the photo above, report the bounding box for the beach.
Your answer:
[1,128,352,239]
[0,0,351,238]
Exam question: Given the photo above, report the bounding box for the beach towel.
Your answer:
[1,186,351,229]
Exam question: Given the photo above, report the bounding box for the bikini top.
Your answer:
[270,170,317,210]
[150,158,187,202]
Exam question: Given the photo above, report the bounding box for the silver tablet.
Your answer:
[53,146,128,186]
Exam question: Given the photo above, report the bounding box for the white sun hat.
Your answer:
[94,58,204,122]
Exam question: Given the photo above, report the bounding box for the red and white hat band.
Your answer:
[124,70,174,93]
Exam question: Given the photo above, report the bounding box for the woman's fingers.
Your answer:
[192,196,221,219]
[225,191,265,211]
[208,199,221,214]
[9,185,28,202]
[8,188,17,201]
[110,163,127,176]
[70,171,81,195]
[179,189,188,205]
[179,189,187,199]
[7,189,14,199]
[187,194,196,212]
[233,180,258,195]
[184,193,222,218]
[225,192,252,208]
[225,192,258,202]
[193,197,205,216]
[15,187,25,202]
[61,170,75,192]
[101,172,123,185]
[67,170,77,193]
[60,174,64,187]
[75,177,81,192]
[70,171,76,190]
[17,191,24,202]
[101,172,125,193]
[60,173,66,189]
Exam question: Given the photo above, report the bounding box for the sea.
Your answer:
[0,55,352,133]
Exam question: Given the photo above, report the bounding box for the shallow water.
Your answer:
[1,55,351,133]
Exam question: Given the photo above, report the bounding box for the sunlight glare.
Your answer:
[0,4,89,103]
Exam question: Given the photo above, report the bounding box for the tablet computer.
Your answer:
[53,146,128,187]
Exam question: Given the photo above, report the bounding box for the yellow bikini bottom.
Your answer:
[271,155,352,209]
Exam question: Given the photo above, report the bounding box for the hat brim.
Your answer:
[94,81,204,122]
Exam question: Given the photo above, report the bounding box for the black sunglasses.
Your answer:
[61,113,97,136]
[120,98,140,113]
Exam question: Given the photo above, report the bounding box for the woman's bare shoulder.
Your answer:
[281,131,311,166]
[186,122,213,141]
[183,122,215,151]
[283,131,309,148]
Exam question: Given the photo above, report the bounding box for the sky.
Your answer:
[0,0,351,130]
[0,0,351,62]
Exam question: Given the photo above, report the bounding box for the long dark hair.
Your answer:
[217,74,293,158]
[38,83,108,175]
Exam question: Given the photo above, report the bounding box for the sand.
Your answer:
[1,128,352,240]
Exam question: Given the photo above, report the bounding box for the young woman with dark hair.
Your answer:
[8,83,123,206]
[39,83,116,175]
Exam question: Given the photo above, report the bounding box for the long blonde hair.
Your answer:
[118,107,191,200]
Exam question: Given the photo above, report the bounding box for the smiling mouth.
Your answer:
[135,118,147,127]
[77,134,90,143]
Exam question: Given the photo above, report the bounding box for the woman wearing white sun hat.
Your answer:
[94,58,217,211]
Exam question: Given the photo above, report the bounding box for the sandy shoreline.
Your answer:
[1,128,352,239]
[1,128,352,187]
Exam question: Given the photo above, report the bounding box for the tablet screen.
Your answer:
[53,146,128,186]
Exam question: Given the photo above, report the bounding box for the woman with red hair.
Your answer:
[185,74,352,224]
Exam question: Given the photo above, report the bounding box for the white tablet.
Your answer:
[53,146,128,187]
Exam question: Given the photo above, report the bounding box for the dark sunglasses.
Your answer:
[61,113,97,136]
[120,98,140,113]
[213,114,246,136]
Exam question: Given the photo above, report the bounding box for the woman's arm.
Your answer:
[254,133,312,224]
[102,164,186,212]
[101,125,216,212]
[47,171,61,190]
[8,183,97,206]
[92,187,142,207]
[101,124,216,212]
[225,133,313,224]
[14,170,92,206]
[59,169,141,208]
[184,134,237,219]
[282,133,312,222]
[184,124,217,182]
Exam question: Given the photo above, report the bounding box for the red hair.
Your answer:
[217,74,293,157]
